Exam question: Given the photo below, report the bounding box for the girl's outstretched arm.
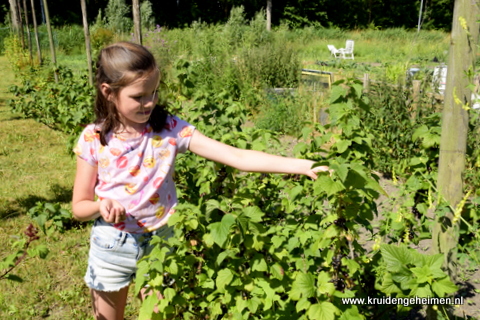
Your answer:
[188,130,329,180]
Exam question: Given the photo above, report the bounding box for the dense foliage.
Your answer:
[3,0,454,31]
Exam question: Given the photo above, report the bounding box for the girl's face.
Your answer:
[109,70,160,132]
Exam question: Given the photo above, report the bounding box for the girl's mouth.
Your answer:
[139,109,152,116]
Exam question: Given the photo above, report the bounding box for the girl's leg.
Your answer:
[91,286,129,320]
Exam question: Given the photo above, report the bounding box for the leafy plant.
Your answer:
[0,224,49,282]
[7,64,95,151]
[132,77,461,319]
[255,90,309,136]
[27,202,73,235]
[104,0,132,33]
[376,244,458,314]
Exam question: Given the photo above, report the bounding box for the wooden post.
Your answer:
[412,80,421,120]
[363,73,370,93]
[42,0,58,82]
[16,0,25,48]
[30,0,42,64]
[266,0,272,31]
[132,0,142,45]
[433,0,480,280]
[80,0,93,86]
[22,0,33,63]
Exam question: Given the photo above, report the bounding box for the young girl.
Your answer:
[72,41,329,320]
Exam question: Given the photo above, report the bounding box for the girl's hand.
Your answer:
[307,165,332,180]
[100,198,126,223]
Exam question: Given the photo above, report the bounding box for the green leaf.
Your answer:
[290,273,316,300]
[257,278,277,311]
[235,295,248,313]
[252,254,268,272]
[330,163,349,182]
[432,276,458,296]
[377,273,402,295]
[27,244,49,259]
[380,244,413,272]
[411,265,432,284]
[339,305,365,320]
[314,175,345,197]
[208,214,236,247]
[247,297,261,313]
[412,285,433,298]
[307,301,339,320]
[317,271,336,295]
[138,293,157,320]
[243,206,264,222]
[329,86,347,104]
[335,139,352,153]
[271,235,285,249]
[296,297,311,312]
[270,263,285,280]
[288,185,305,201]
[216,268,234,292]
[341,258,360,275]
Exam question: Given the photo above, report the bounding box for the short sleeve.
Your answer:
[165,116,195,154]
[73,124,100,166]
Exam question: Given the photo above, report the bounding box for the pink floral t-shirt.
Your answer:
[74,115,195,233]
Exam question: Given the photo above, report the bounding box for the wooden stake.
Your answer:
[132,0,142,45]
[42,0,57,82]
[433,0,480,281]
[30,0,42,64]
[80,0,93,86]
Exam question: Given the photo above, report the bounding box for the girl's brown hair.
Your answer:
[94,41,169,145]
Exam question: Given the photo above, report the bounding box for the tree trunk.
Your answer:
[80,0,93,86]
[22,0,33,62]
[42,0,58,82]
[132,0,142,45]
[433,0,480,279]
[30,0,42,64]
[8,0,21,39]
[266,0,272,31]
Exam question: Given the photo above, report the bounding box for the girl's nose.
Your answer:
[142,92,158,106]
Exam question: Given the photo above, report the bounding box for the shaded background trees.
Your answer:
[0,0,454,31]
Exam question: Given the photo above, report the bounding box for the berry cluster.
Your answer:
[24,223,40,242]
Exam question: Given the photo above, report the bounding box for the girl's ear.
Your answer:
[100,83,114,101]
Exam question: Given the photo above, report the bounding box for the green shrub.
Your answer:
[237,40,300,90]
[105,0,132,33]
[140,0,155,30]
[55,25,85,55]
[90,27,115,52]
[255,90,309,136]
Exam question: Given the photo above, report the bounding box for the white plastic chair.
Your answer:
[327,44,341,58]
[339,40,354,59]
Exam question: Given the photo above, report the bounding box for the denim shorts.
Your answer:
[84,218,173,292]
